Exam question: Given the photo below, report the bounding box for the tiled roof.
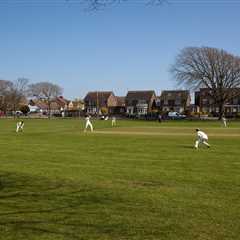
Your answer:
[126,90,156,101]
[84,91,114,106]
[84,91,113,101]
[160,90,190,100]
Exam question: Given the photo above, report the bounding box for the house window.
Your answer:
[132,100,138,106]
[202,99,208,105]
[168,100,175,106]
[139,100,147,104]
[233,98,238,105]
[175,98,181,105]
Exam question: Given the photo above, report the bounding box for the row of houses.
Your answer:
[83,89,240,117]
[25,88,240,117]
[84,90,191,116]
[28,96,84,116]
[26,90,191,116]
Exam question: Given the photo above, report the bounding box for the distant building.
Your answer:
[55,96,69,111]
[68,99,85,111]
[195,88,240,117]
[108,96,126,115]
[125,90,156,116]
[29,96,70,115]
[159,90,191,113]
[84,91,117,115]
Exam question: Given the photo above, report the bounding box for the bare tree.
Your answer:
[3,78,29,116]
[65,0,166,10]
[28,82,63,118]
[171,47,240,119]
[0,80,13,113]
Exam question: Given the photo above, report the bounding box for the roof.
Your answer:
[34,101,48,110]
[160,90,190,100]
[84,91,113,101]
[84,91,114,107]
[30,99,61,110]
[126,90,156,101]
[56,96,69,106]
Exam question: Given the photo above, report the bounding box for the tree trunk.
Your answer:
[218,102,225,120]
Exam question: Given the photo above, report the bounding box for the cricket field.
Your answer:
[0,119,239,240]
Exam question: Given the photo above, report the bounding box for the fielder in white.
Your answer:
[111,116,116,126]
[84,115,93,132]
[195,128,210,149]
[222,116,227,127]
[16,121,24,133]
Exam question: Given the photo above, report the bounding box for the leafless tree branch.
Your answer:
[171,46,240,119]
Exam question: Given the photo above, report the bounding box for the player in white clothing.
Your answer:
[84,115,93,132]
[111,116,116,126]
[222,116,227,127]
[16,121,24,133]
[195,128,210,149]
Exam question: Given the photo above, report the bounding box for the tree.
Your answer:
[28,82,63,118]
[66,0,166,10]
[7,78,29,116]
[0,80,13,113]
[0,78,29,116]
[20,105,30,115]
[171,47,240,119]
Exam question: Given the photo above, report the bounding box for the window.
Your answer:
[175,98,181,105]
[233,98,238,105]
[139,100,147,104]
[202,98,208,105]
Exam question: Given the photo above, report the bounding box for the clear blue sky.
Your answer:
[0,0,240,99]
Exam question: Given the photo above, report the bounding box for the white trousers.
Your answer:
[16,124,24,132]
[223,120,227,127]
[112,119,116,126]
[85,121,93,132]
[195,138,210,148]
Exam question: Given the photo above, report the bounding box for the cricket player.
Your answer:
[84,115,93,132]
[111,116,116,126]
[16,121,24,133]
[222,116,227,127]
[194,128,210,149]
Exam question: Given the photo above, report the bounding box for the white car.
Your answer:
[168,112,186,119]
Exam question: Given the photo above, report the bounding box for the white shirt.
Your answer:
[197,131,208,140]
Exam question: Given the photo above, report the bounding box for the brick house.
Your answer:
[159,90,191,113]
[84,91,117,115]
[108,96,126,115]
[55,96,69,110]
[125,90,156,116]
[68,99,85,111]
[195,88,240,117]
[29,96,69,115]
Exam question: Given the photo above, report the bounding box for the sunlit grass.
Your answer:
[0,118,239,240]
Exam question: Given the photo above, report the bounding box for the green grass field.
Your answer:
[0,118,239,240]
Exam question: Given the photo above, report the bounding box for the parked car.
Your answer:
[168,111,186,120]
[15,111,23,116]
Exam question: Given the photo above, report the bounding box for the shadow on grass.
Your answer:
[0,172,118,240]
[181,145,195,149]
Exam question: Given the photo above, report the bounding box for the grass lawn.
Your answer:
[0,118,239,240]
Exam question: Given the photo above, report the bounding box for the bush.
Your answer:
[19,105,30,115]
[100,107,108,115]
